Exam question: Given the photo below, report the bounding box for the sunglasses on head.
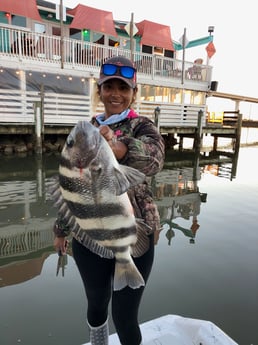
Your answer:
[102,64,136,79]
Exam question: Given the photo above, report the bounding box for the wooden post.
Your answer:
[34,101,42,155]
[181,28,186,85]
[179,136,183,151]
[231,143,240,180]
[234,113,242,154]
[130,13,134,61]
[34,84,45,155]
[194,110,203,151]
[213,136,218,151]
[154,106,160,129]
[60,0,64,69]
[40,84,45,138]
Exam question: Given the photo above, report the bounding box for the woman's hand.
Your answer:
[54,237,68,255]
[99,125,128,160]
[99,125,114,141]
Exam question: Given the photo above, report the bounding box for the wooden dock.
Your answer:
[0,109,255,155]
[158,110,243,152]
[0,119,240,151]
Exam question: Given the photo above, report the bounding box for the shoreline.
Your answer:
[0,134,257,156]
[0,134,66,155]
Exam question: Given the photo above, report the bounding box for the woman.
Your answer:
[53,56,165,345]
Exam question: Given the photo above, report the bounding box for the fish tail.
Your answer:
[113,260,145,291]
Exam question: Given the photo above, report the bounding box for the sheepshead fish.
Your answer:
[51,120,150,291]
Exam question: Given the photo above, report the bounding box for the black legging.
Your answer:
[72,234,154,345]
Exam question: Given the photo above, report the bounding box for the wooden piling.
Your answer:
[194,110,203,151]
[34,101,42,155]
[154,106,161,129]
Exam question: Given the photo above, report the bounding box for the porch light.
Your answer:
[82,29,88,37]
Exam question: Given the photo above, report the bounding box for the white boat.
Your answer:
[83,314,238,345]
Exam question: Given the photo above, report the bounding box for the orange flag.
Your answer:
[206,41,216,58]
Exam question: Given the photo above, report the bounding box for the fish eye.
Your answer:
[66,136,74,148]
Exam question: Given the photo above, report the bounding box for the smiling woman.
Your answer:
[52,55,165,345]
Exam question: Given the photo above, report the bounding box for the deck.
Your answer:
[0,25,212,88]
[0,26,254,154]
[0,24,211,132]
[0,110,244,155]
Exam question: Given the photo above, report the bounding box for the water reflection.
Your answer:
[153,165,204,245]
[152,148,239,247]
[0,154,59,288]
[0,151,239,288]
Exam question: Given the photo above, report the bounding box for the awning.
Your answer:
[136,20,174,51]
[67,4,117,37]
[174,35,214,50]
[0,0,42,21]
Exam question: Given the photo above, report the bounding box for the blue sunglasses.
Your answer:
[102,64,136,79]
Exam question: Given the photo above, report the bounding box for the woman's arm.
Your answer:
[118,117,165,176]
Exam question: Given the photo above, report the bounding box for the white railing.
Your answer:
[0,226,55,258]
[135,101,206,127]
[0,89,91,125]
[0,177,56,258]
[0,25,212,83]
[0,88,206,127]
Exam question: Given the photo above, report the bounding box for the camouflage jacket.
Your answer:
[91,109,165,234]
[54,109,165,237]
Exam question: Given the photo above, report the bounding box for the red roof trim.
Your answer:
[0,0,42,22]
[136,20,174,51]
[67,4,117,37]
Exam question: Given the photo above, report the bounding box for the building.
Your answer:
[0,0,214,137]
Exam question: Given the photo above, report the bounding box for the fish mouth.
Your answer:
[70,152,86,170]
[76,157,86,170]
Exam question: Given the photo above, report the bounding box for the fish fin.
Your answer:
[73,231,114,259]
[111,164,145,195]
[131,219,150,258]
[47,175,68,210]
[47,175,60,198]
[113,261,145,291]
[111,167,131,195]
[46,176,74,225]
[119,165,146,187]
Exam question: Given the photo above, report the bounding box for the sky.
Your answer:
[49,0,258,118]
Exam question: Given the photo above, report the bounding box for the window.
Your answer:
[154,47,163,56]
[35,23,46,34]
[12,15,26,27]
[70,28,81,40]
[52,27,61,36]
[142,45,152,54]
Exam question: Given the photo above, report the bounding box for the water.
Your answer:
[0,146,258,345]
